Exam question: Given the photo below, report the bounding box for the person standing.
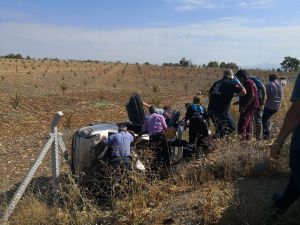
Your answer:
[184,95,210,153]
[249,76,267,140]
[142,106,169,166]
[235,70,259,141]
[268,73,300,221]
[208,69,246,138]
[262,74,287,139]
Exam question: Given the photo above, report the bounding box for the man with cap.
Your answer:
[208,69,246,138]
[101,125,134,169]
[262,74,287,140]
[235,70,260,140]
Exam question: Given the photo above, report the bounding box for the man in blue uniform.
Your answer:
[102,125,134,169]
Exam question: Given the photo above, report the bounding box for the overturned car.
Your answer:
[71,93,185,184]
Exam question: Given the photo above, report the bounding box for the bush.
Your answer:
[2,53,24,59]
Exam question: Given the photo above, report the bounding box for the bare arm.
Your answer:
[275,101,300,143]
[261,84,267,105]
[143,101,151,108]
[270,101,300,159]
[237,87,246,96]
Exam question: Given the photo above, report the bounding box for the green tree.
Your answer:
[207,61,219,68]
[280,56,300,72]
[3,53,23,59]
[220,62,226,68]
[225,62,239,70]
[179,57,191,67]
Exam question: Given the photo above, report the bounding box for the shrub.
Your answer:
[59,82,67,94]
[11,93,22,109]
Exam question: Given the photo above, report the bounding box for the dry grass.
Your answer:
[4,139,292,225]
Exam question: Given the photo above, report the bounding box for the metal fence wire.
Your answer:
[0,112,71,224]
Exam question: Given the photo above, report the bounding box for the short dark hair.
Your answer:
[118,124,127,132]
[149,106,155,114]
[193,95,201,104]
[163,105,171,111]
[269,73,278,82]
[235,70,248,79]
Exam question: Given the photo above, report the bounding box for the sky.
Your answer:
[1,0,300,68]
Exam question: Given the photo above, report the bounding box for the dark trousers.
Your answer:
[274,149,300,210]
[208,111,236,138]
[111,156,131,170]
[253,107,263,140]
[238,109,256,140]
[149,133,170,166]
[189,122,209,143]
[276,170,300,210]
[262,107,278,140]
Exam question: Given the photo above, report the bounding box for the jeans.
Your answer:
[253,107,263,140]
[208,111,236,138]
[262,107,278,140]
[111,157,131,170]
[238,109,256,140]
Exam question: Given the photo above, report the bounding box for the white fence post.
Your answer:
[1,111,64,224]
[51,111,63,203]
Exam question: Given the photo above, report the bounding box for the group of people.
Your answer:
[102,69,289,169]
[208,69,287,141]
[101,69,300,220]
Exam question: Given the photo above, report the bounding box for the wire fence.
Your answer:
[0,112,73,224]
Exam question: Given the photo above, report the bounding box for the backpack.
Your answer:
[250,76,264,103]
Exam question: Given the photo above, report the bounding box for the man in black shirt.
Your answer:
[208,69,246,138]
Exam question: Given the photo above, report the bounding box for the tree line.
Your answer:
[0,53,31,60]
[164,57,300,72]
[1,53,299,72]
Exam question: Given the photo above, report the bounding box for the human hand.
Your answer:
[270,140,283,159]
[100,136,107,142]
